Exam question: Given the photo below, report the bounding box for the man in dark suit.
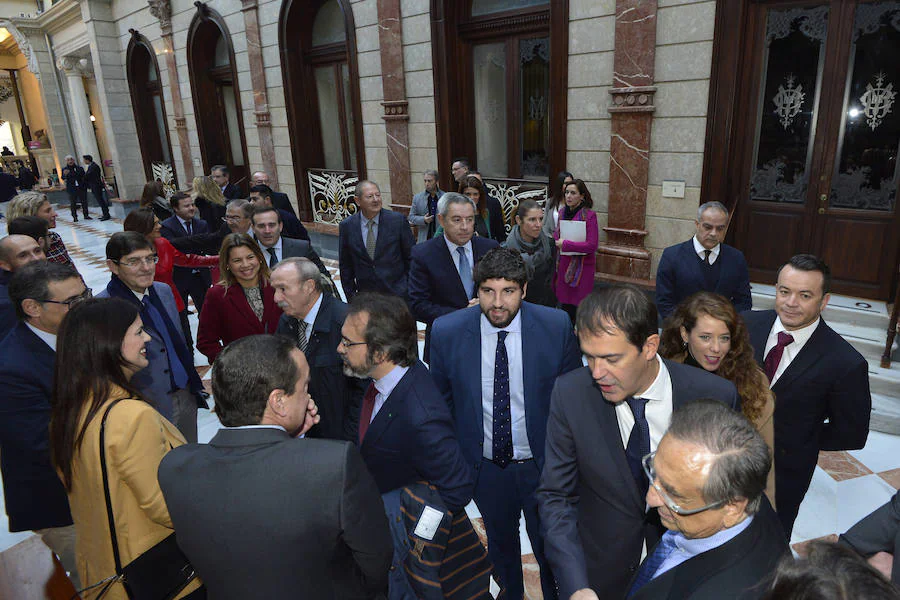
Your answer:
[338,180,415,303]
[337,292,474,512]
[160,192,213,318]
[61,155,89,221]
[0,166,17,203]
[250,184,309,240]
[252,170,297,217]
[628,399,788,599]
[537,285,740,600]
[0,261,86,586]
[82,154,111,220]
[211,164,242,199]
[251,205,333,288]
[838,490,900,584]
[743,254,870,538]
[0,234,47,340]
[430,248,582,600]
[408,192,499,362]
[159,334,393,599]
[655,201,751,320]
[273,257,363,440]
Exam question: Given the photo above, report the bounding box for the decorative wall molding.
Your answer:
[56,55,92,77]
[459,11,550,35]
[609,86,657,114]
[147,0,172,36]
[381,100,409,121]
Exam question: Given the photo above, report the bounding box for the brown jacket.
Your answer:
[66,390,201,599]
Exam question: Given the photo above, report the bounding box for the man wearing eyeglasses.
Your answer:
[536,285,741,600]
[627,399,787,599]
[97,232,206,442]
[0,261,85,587]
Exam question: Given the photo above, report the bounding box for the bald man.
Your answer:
[251,171,297,218]
[0,235,47,340]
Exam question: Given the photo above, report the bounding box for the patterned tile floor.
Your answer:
[1,209,897,598]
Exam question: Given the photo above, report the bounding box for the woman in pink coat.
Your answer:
[553,179,599,323]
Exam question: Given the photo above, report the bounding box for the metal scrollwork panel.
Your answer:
[308,169,358,225]
[484,179,548,234]
[151,162,177,199]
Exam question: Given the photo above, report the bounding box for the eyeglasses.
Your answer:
[340,337,367,348]
[642,451,726,516]
[114,256,159,268]
[43,288,93,308]
[222,215,243,222]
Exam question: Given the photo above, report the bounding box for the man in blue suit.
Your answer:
[339,180,415,302]
[0,261,86,586]
[408,192,500,362]
[430,248,582,600]
[655,201,751,320]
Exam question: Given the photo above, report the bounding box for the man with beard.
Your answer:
[429,247,581,600]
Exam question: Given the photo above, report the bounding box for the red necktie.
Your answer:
[764,331,794,382]
[358,383,378,444]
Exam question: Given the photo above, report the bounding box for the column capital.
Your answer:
[56,55,92,77]
[147,0,173,36]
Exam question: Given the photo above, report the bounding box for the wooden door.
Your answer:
[732,1,900,299]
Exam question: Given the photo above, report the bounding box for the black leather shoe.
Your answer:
[84,215,93,220]
[73,216,78,222]
[100,215,111,221]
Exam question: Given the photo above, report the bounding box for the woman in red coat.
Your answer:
[124,208,218,345]
[197,233,282,362]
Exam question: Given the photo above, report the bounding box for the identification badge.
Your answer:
[413,505,444,541]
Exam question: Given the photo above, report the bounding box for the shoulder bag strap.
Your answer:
[99,398,127,575]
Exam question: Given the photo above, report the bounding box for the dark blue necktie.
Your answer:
[142,296,189,390]
[628,531,679,597]
[492,331,513,468]
[625,396,650,499]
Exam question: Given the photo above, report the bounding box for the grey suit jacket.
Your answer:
[158,427,393,599]
[408,189,443,244]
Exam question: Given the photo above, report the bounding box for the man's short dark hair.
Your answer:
[347,293,417,368]
[212,334,301,427]
[251,204,281,224]
[82,155,93,163]
[576,285,657,350]
[776,254,832,296]
[106,231,154,262]
[169,191,191,211]
[667,399,770,514]
[9,261,80,320]
[7,216,49,243]
[211,164,229,177]
[249,184,273,199]
[452,157,470,169]
[474,247,527,290]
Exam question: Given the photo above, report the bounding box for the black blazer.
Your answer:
[272,191,297,217]
[0,323,73,532]
[278,209,310,241]
[159,428,393,599]
[160,215,213,292]
[536,359,740,600]
[276,293,365,441]
[744,309,870,534]
[338,209,415,301]
[631,500,788,600]
[84,162,103,189]
[655,240,752,319]
[222,182,242,200]
[839,490,900,585]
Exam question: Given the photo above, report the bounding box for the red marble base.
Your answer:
[596,242,652,281]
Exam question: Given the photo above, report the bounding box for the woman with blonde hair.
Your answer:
[659,291,777,507]
[7,190,76,269]
[191,176,227,231]
[196,233,281,362]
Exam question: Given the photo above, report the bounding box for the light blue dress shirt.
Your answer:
[654,515,754,579]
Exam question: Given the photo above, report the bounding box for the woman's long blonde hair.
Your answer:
[191,176,226,207]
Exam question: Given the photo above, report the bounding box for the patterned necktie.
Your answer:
[186,220,192,235]
[457,246,474,298]
[764,331,795,382]
[358,383,378,444]
[267,247,278,268]
[703,249,711,265]
[625,396,650,500]
[366,220,377,260]
[492,331,513,468]
[295,319,309,353]
[628,531,679,597]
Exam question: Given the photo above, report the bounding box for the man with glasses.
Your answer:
[628,399,787,599]
[0,234,47,340]
[537,285,740,600]
[167,199,253,257]
[97,232,206,441]
[0,261,85,587]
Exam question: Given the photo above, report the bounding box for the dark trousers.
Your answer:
[176,271,210,315]
[68,188,88,218]
[88,183,110,217]
[475,458,557,600]
[179,309,194,352]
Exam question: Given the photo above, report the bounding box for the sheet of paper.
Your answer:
[413,505,445,541]
[559,220,587,256]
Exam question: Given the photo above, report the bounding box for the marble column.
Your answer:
[56,55,101,164]
[596,0,658,284]
[148,0,194,184]
[240,0,278,189]
[378,0,412,213]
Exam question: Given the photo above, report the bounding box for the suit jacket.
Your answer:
[0,172,18,202]
[429,302,582,473]
[839,490,900,585]
[408,235,500,361]
[0,270,14,342]
[160,215,213,301]
[630,501,787,600]
[67,394,200,600]
[0,322,73,532]
[196,282,283,362]
[339,209,415,301]
[279,209,311,241]
[358,362,475,512]
[84,162,103,190]
[744,309,870,533]
[276,293,365,441]
[408,189,444,243]
[281,236,333,287]
[271,191,297,218]
[61,164,85,193]
[222,182,242,200]
[159,428,392,600]
[655,240,752,320]
[536,359,740,600]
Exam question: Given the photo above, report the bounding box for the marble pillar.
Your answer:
[56,56,101,164]
[378,0,412,213]
[596,0,657,284]
[241,0,278,189]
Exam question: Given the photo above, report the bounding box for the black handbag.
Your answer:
[96,398,198,600]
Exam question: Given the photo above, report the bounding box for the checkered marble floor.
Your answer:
[1,209,897,599]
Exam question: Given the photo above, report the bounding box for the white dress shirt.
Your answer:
[178,216,193,234]
[764,316,820,386]
[480,311,530,460]
[299,292,323,346]
[444,237,474,276]
[361,212,380,245]
[224,424,287,432]
[692,236,720,265]
[614,354,674,454]
[25,322,57,351]
[258,236,283,263]
[369,364,410,423]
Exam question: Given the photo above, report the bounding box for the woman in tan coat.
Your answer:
[49,297,203,599]
[659,291,777,509]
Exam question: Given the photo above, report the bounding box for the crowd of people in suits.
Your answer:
[0,158,891,600]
